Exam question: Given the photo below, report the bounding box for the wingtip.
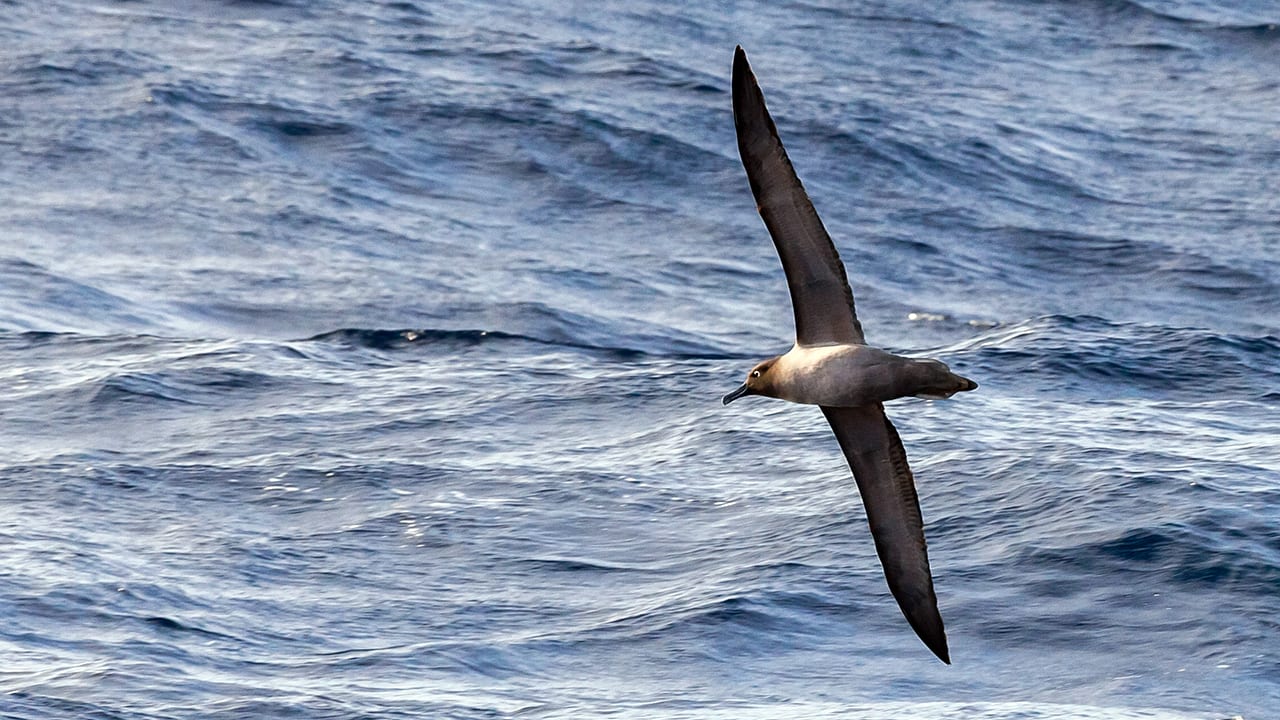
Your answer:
[910,614,951,664]
[730,45,770,153]
[732,45,750,80]
[932,639,952,665]
[907,614,949,663]
[909,606,951,664]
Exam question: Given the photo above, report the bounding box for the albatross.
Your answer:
[722,46,977,664]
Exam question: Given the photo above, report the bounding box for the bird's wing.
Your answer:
[820,403,949,663]
[732,46,865,347]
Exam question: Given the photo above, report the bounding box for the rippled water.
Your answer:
[1,1,1277,718]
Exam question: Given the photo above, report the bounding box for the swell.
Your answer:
[1032,0,1280,30]
[0,259,163,336]
[952,315,1280,400]
[1023,518,1280,594]
[146,37,727,217]
[1108,0,1280,30]
[304,325,734,360]
[3,48,156,92]
[0,318,734,372]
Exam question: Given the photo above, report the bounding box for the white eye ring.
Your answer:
[751,370,762,378]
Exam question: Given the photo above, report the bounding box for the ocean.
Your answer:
[1,0,1277,717]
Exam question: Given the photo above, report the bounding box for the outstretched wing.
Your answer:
[732,46,864,347]
[821,403,950,664]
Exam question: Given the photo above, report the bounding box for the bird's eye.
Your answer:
[751,370,762,378]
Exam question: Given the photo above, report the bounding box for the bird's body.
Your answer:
[735,343,976,407]
[723,46,977,664]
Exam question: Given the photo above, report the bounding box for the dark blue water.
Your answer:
[2,1,1277,717]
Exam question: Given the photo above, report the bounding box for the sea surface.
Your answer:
[2,1,1277,718]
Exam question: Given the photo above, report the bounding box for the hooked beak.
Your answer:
[722,383,750,405]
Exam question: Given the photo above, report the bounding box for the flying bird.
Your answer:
[723,46,977,664]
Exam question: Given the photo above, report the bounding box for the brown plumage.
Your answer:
[722,46,978,664]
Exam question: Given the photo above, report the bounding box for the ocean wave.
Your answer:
[1024,0,1280,32]
[1022,518,1280,597]
[580,698,1226,720]
[86,366,290,409]
[304,326,702,359]
[1121,0,1280,29]
[0,259,157,335]
[4,47,155,90]
[953,315,1279,400]
[303,299,737,359]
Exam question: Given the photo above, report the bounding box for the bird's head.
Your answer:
[722,357,779,405]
